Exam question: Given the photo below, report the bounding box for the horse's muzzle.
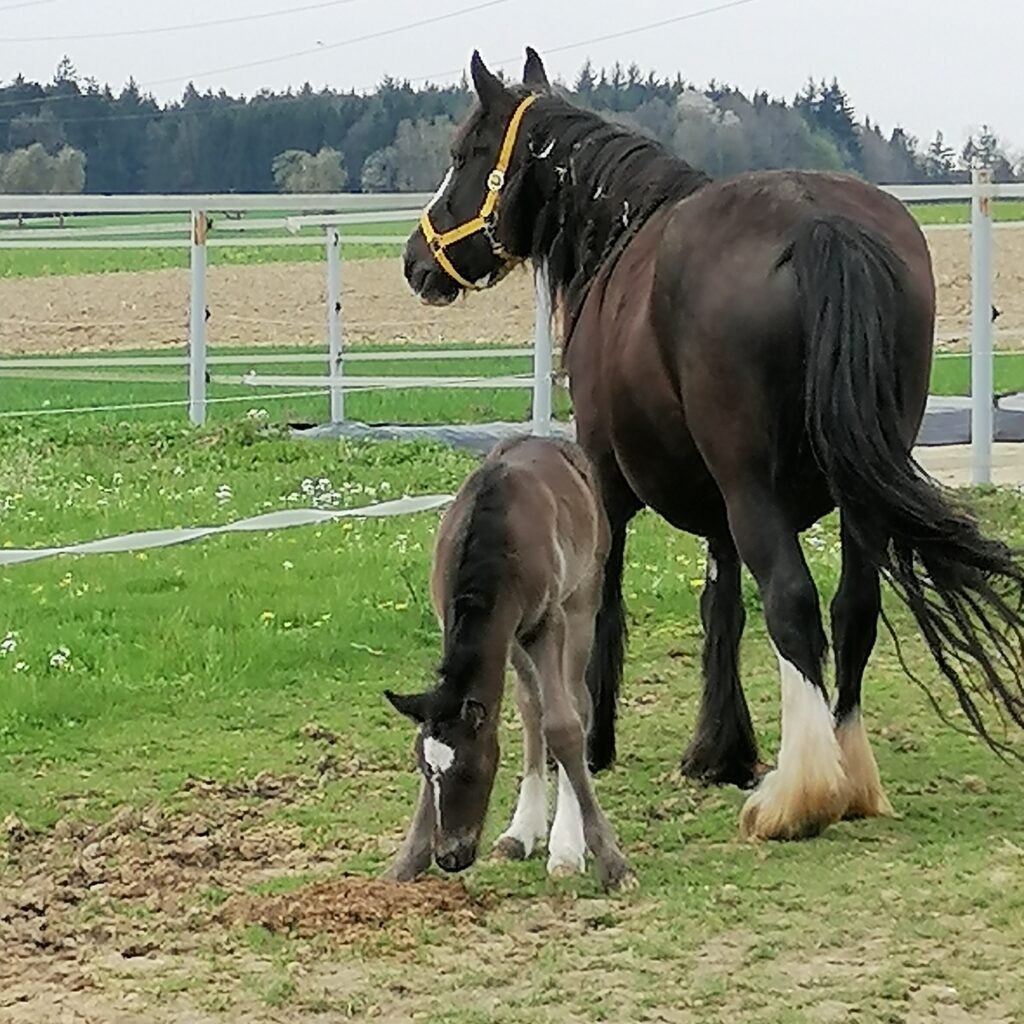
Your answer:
[435,839,478,874]
[403,234,460,307]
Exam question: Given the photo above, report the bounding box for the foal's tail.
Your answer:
[793,215,1024,758]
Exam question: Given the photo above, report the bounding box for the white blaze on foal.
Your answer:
[423,736,455,827]
[547,766,586,876]
[740,647,848,840]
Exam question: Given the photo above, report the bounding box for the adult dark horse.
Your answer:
[403,49,1024,840]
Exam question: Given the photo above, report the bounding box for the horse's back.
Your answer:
[432,436,607,627]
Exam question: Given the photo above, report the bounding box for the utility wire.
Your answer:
[0,0,368,44]
[0,0,761,125]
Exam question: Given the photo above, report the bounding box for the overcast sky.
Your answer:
[2,0,1021,153]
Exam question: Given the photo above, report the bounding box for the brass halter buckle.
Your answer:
[419,95,537,292]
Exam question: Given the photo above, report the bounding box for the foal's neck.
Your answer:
[439,601,517,714]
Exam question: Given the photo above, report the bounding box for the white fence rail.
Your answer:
[2,174,1024,478]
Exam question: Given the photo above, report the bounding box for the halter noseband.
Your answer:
[419,94,537,291]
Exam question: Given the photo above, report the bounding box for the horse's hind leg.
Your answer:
[680,534,761,788]
[726,492,848,840]
[548,595,636,891]
[831,518,893,820]
[493,649,549,860]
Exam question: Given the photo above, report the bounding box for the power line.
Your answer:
[0,0,762,126]
[0,0,367,44]
[416,0,764,84]
[0,0,508,112]
[139,0,510,91]
[0,0,55,11]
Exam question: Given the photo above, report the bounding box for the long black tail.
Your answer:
[793,216,1024,757]
[586,521,629,772]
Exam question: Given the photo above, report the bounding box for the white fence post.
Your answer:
[325,227,344,423]
[531,262,553,436]
[188,209,208,426]
[970,165,994,484]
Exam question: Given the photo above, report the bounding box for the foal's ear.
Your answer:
[460,698,487,733]
[522,47,550,92]
[384,689,431,724]
[470,50,509,109]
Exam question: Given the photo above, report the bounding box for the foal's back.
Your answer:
[431,436,608,630]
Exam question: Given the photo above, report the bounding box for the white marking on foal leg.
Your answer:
[836,711,893,819]
[496,772,548,858]
[547,766,586,877]
[740,649,847,840]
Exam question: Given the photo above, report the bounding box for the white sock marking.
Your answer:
[547,766,586,875]
[775,652,842,780]
[743,645,847,835]
[498,772,548,855]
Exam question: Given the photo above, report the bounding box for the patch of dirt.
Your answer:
[1,229,1021,355]
[0,257,539,354]
[221,876,482,941]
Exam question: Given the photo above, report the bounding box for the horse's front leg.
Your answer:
[382,778,435,881]
[680,534,762,788]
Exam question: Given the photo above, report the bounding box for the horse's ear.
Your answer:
[461,698,487,733]
[470,50,509,109]
[385,689,431,724]
[522,47,550,92]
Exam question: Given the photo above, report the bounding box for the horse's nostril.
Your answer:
[436,851,460,873]
[436,845,476,873]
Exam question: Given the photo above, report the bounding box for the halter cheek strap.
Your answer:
[419,94,538,291]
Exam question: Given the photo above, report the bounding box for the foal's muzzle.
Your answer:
[435,839,478,874]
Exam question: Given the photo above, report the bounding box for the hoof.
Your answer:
[739,768,846,841]
[836,713,894,821]
[492,836,529,861]
[601,861,639,893]
[842,786,895,821]
[547,859,584,880]
[680,746,764,790]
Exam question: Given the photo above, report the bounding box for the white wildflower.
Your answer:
[49,646,72,670]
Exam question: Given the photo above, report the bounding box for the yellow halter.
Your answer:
[419,94,537,291]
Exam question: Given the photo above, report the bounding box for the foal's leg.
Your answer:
[831,519,893,819]
[548,596,636,891]
[383,778,435,881]
[493,648,549,860]
[727,494,848,840]
[680,534,761,788]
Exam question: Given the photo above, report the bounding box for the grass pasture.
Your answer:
[1,398,1024,1022]
[0,348,1019,433]
[1,198,1022,280]
[1,194,1024,1021]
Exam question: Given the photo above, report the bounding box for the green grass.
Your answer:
[0,344,572,427]
[913,198,1024,225]
[0,347,1012,432]
[0,199,1020,279]
[1,403,1023,1020]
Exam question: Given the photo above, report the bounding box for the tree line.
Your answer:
[0,55,1019,195]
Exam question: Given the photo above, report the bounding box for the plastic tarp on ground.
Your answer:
[295,396,1024,453]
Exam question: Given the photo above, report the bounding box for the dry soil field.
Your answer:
[0,227,1022,355]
